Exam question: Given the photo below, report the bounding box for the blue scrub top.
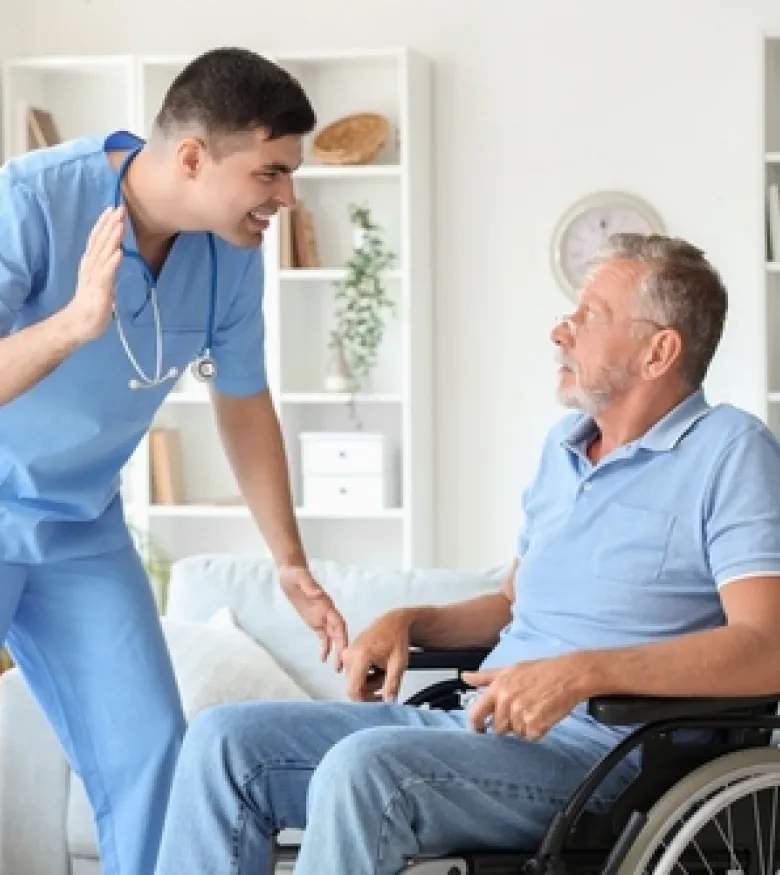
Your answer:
[0,131,268,563]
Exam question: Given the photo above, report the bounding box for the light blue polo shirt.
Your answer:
[0,132,268,563]
[481,390,780,742]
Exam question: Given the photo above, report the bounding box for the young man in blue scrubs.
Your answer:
[153,234,780,875]
[0,48,348,875]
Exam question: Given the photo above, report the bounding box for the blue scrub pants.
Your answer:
[3,545,185,875]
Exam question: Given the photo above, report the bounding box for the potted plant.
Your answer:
[326,204,397,416]
[130,524,173,614]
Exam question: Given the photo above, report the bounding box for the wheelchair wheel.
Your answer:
[616,746,780,874]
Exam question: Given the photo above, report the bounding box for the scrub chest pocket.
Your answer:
[592,503,675,582]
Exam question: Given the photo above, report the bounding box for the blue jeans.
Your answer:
[3,547,185,875]
[153,699,638,875]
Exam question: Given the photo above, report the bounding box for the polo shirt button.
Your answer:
[583,482,592,491]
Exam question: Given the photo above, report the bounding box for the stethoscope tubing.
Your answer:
[112,145,218,389]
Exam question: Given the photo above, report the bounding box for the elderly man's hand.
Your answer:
[462,652,596,740]
[342,609,413,703]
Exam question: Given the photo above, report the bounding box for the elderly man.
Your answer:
[153,234,780,875]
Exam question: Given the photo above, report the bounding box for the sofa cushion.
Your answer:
[166,555,507,701]
[163,606,312,720]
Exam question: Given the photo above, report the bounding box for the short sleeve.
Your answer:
[211,247,268,397]
[0,174,46,337]
[705,425,780,586]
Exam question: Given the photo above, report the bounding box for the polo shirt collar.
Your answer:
[563,389,711,455]
[639,389,711,450]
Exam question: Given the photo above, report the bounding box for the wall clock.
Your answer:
[550,190,666,300]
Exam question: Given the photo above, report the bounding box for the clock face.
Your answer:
[551,192,665,300]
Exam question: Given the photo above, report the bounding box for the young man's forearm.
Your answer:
[0,309,82,406]
[213,388,307,568]
[582,623,780,700]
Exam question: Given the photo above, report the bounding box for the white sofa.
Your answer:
[0,553,505,875]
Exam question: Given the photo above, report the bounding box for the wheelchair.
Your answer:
[399,648,780,875]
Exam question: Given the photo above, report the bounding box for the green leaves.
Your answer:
[330,204,397,394]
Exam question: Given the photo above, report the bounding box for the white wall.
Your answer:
[0,0,22,67]
[6,0,780,569]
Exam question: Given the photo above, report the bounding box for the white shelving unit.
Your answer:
[765,38,780,439]
[1,55,136,158]
[1,48,434,571]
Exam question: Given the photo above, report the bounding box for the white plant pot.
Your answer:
[353,227,368,250]
[324,347,351,393]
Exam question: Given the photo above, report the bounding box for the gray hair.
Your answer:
[591,233,728,388]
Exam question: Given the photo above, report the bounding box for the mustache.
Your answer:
[554,349,579,373]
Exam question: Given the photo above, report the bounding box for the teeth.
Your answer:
[249,210,267,221]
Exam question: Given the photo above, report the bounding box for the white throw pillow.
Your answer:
[162,606,312,721]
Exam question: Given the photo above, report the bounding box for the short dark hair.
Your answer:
[153,47,316,143]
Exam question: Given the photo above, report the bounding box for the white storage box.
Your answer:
[300,432,397,512]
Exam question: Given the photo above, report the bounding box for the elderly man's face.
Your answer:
[551,257,657,414]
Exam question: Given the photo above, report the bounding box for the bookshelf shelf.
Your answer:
[148,504,251,519]
[145,503,406,521]
[296,507,405,520]
[279,268,402,282]
[295,165,402,180]
[164,392,211,405]
[3,48,433,570]
[280,392,403,404]
[765,38,780,438]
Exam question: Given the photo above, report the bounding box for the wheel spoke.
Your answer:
[753,791,767,874]
[769,785,778,875]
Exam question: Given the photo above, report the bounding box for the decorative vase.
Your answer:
[324,346,351,393]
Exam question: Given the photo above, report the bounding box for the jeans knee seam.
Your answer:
[375,774,571,866]
[230,803,247,875]
[239,758,316,792]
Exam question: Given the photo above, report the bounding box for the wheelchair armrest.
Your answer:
[588,693,780,726]
[406,647,491,673]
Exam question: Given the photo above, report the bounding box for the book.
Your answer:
[26,106,60,149]
[149,427,186,505]
[291,203,320,268]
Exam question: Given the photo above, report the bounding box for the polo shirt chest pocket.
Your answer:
[592,503,675,582]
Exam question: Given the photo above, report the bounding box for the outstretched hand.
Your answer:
[278,565,349,671]
[66,206,125,344]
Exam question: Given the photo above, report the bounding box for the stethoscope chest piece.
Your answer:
[191,352,217,382]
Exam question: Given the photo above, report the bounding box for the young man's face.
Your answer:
[186,128,303,248]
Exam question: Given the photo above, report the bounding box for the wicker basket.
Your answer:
[312,112,390,165]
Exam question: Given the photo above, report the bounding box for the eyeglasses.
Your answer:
[554,308,667,337]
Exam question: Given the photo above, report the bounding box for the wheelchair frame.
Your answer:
[403,647,780,875]
[270,648,780,875]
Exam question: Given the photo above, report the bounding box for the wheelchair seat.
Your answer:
[402,648,780,875]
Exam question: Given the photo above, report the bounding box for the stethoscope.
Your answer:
[112,146,218,390]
